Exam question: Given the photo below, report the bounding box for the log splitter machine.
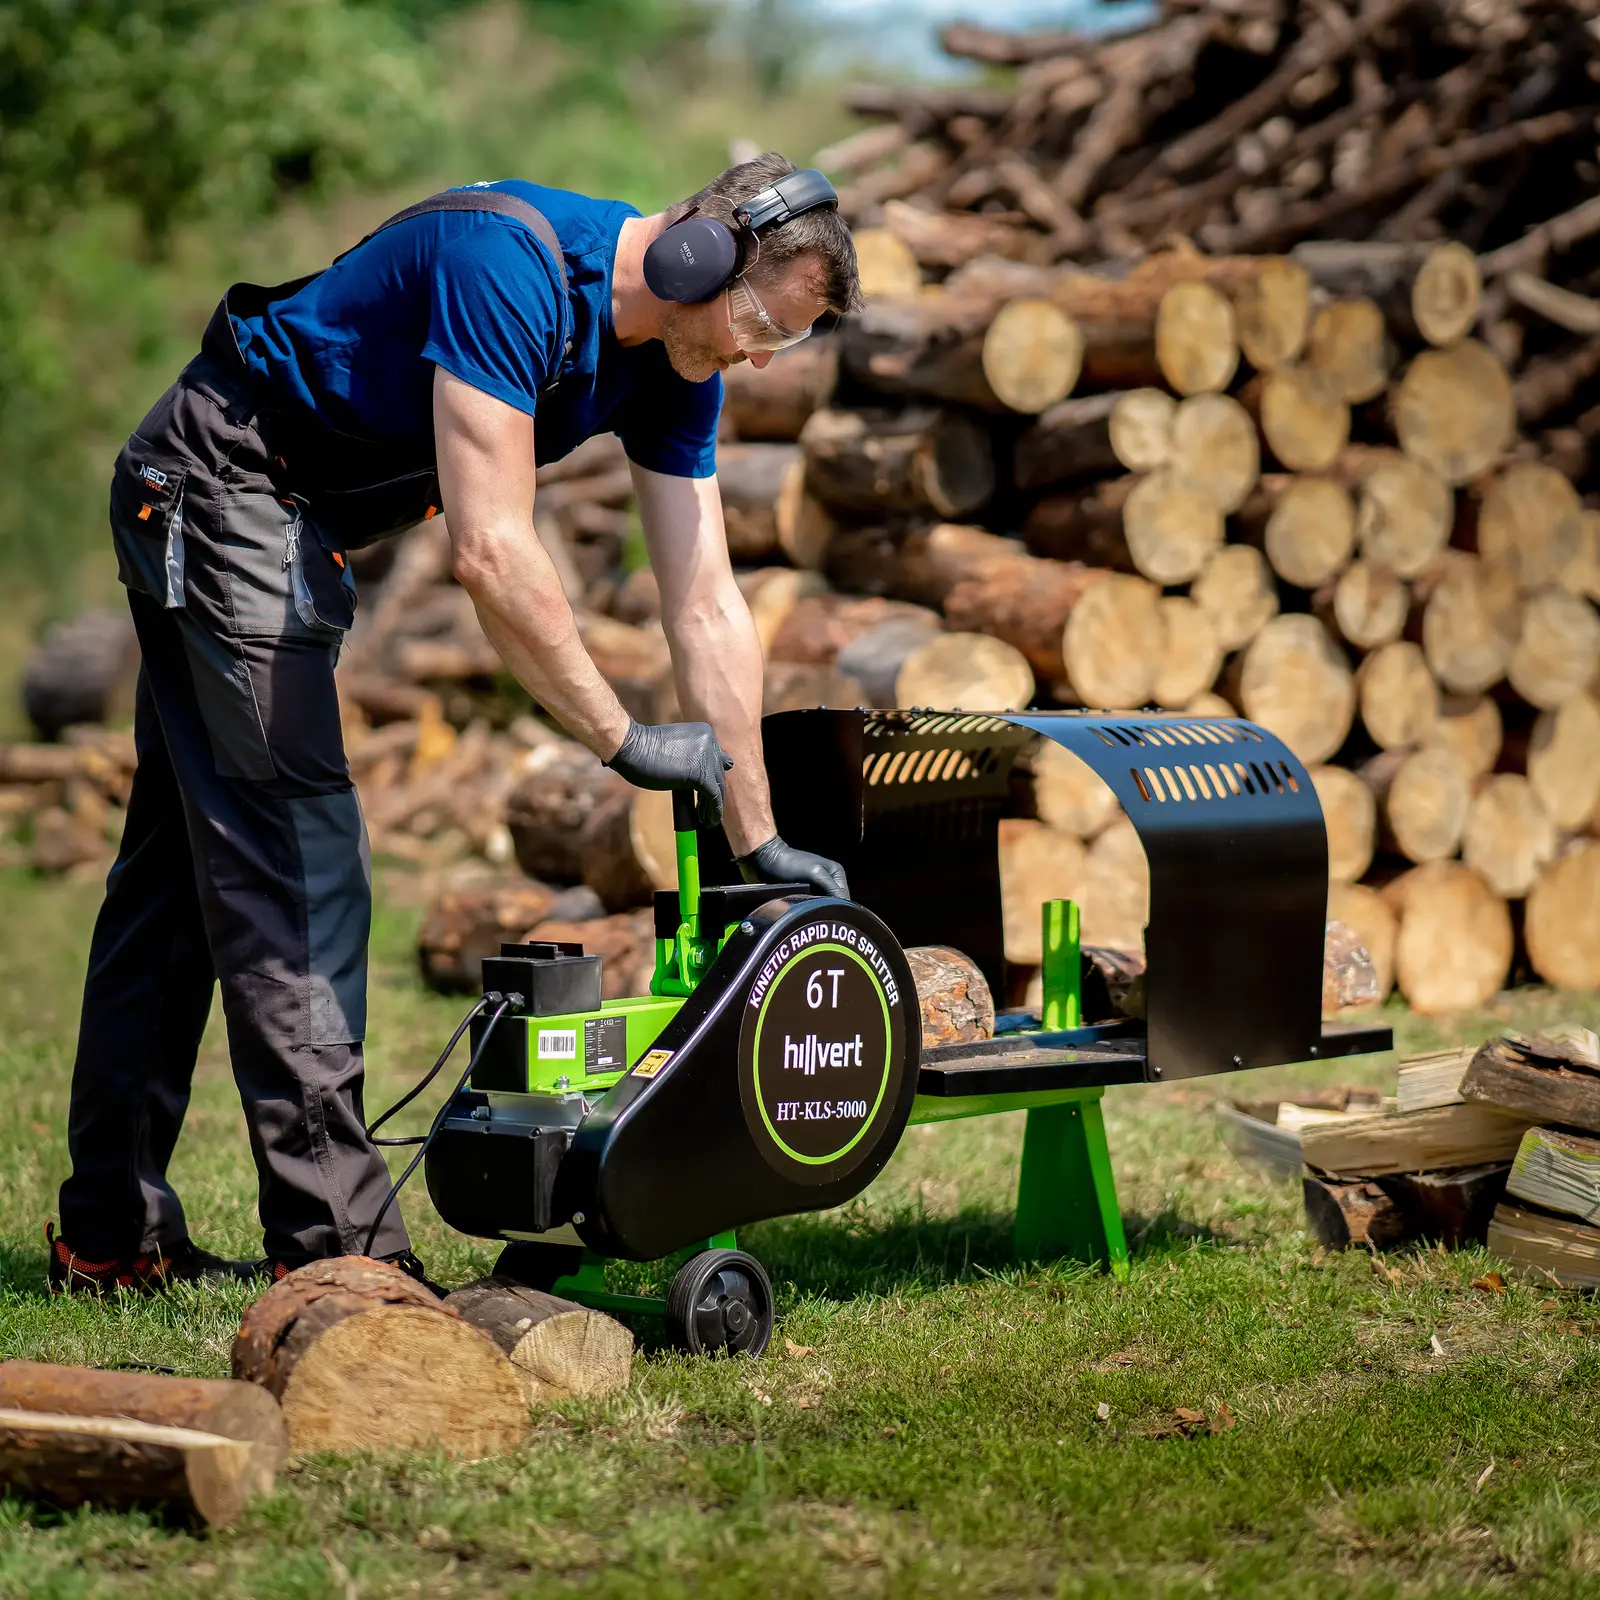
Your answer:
[421,709,1394,1355]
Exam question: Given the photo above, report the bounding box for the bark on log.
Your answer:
[1293,240,1481,346]
[1241,474,1355,589]
[1153,596,1222,710]
[720,339,838,442]
[1155,280,1239,395]
[1313,764,1376,884]
[1420,553,1518,695]
[1424,693,1503,781]
[1506,589,1600,711]
[1192,544,1279,652]
[941,555,1106,684]
[1525,841,1600,992]
[800,408,995,519]
[1110,388,1177,471]
[1461,1033,1600,1131]
[1393,340,1514,485]
[1304,297,1392,404]
[1030,740,1121,838]
[1477,463,1584,591]
[1527,693,1600,829]
[1353,451,1452,579]
[763,660,867,714]
[0,1410,276,1527]
[1021,478,1142,573]
[1013,393,1121,489]
[1303,1177,1414,1250]
[1254,364,1350,472]
[895,632,1034,711]
[1166,393,1259,514]
[835,618,942,707]
[768,593,941,667]
[417,882,563,994]
[1327,880,1396,1000]
[998,819,1086,965]
[1324,559,1408,651]
[1357,640,1439,750]
[713,444,800,563]
[505,743,627,884]
[577,787,677,913]
[906,944,996,1046]
[824,522,1019,608]
[1462,774,1556,899]
[1063,574,1164,711]
[443,1283,634,1404]
[1361,745,1469,864]
[527,910,655,1002]
[1382,860,1512,1015]
[231,1258,528,1458]
[1122,469,1226,584]
[1238,614,1355,765]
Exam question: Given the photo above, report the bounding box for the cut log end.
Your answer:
[1259,364,1350,473]
[982,298,1084,413]
[1155,279,1239,395]
[906,943,997,1044]
[1238,614,1355,765]
[1394,341,1513,486]
[895,631,1034,711]
[1063,574,1164,711]
[445,1282,634,1404]
[1383,861,1511,1016]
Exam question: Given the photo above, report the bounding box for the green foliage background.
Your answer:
[0,0,854,681]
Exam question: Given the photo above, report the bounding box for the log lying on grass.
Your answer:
[444,1283,634,1405]
[232,1258,528,1457]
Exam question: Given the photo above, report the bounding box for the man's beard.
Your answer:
[661,307,732,383]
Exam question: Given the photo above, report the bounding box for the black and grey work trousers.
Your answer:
[57,355,409,1265]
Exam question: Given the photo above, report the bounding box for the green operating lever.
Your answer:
[650,790,711,998]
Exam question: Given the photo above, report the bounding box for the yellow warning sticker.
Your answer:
[633,1049,673,1079]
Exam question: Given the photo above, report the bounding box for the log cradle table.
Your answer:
[421,708,1392,1354]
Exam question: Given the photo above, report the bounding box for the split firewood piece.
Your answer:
[1192,544,1278,652]
[1304,298,1391,404]
[1393,340,1514,485]
[1063,574,1164,711]
[1153,596,1222,709]
[444,1282,634,1405]
[1325,559,1407,651]
[1302,1177,1414,1251]
[0,1410,276,1528]
[1461,1032,1600,1132]
[1166,393,1259,514]
[232,1258,528,1458]
[906,944,996,1047]
[1313,765,1376,884]
[852,227,922,300]
[1238,615,1354,765]
[1525,841,1600,992]
[1506,589,1600,710]
[1324,918,1381,1010]
[1122,469,1225,585]
[716,443,801,564]
[1357,640,1439,751]
[942,554,1106,685]
[1424,694,1502,782]
[769,593,941,667]
[1082,944,1145,1020]
[1360,746,1469,864]
[1506,1127,1600,1226]
[824,522,1018,609]
[1462,775,1556,899]
[1306,1099,1521,1185]
[1486,1203,1600,1288]
[799,408,995,519]
[1378,1166,1510,1250]
[1477,463,1584,591]
[1292,240,1481,347]
[1327,881,1395,999]
[1154,279,1239,395]
[1110,388,1176,471]
[720,338,838,442]
[1079,817,1149,954]
[1013,393,1122,489]
[1246,474,1355,589]
[1382,860,1512,1015]
[835,618,943,708]
[1254,364,1349,473]
[417,882,562,995]
[1000,817,1088,965]
[1353,452,1452,578]
[1229,255,1311,371]
[1030,740,1121,838]
[895,631,1034,712]
[1527,693,1600,829]
[505,741,628,884]
[1420,553,1518,695]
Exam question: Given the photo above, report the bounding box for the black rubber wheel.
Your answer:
[664,1250,774,1357]
[492,1241,584,1292]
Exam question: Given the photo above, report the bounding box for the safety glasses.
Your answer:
[726,275,812,354]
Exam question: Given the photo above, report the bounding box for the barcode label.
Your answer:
[537,1029,577,1060]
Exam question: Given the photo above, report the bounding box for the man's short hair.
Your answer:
[666,153,864,315]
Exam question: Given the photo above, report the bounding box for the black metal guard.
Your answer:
[763,708,1329,1083]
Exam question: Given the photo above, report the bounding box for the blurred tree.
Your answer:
[0,0,444,242]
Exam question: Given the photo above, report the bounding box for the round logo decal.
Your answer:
[738,917,905,1182]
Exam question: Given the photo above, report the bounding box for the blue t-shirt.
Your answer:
[231,181,721,478]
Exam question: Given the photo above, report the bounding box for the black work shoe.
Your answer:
[381,1250,447,1298]
[47,1223,262,1296]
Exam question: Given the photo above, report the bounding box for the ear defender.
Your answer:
[643,168,839,305]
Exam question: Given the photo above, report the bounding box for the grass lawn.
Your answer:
[1,865,1598,1598]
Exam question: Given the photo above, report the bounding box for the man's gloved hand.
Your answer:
[738,835,850,899]
[604,719,734,829]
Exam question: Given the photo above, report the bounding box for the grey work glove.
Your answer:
[738,835,850,899]
[605,718,733,829]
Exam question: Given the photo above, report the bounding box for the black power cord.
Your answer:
[362,991,523,1257]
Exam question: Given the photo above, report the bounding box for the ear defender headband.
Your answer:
[642,168,839,304]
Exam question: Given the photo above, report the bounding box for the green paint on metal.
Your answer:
[1041,898,1081,1031]
[1013,1093,1128,1277]
[551,1233,738,1318]
[519,994,681,1093]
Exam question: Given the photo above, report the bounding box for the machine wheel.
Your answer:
[492,1240,584,1292]
[664,1250,774,1357]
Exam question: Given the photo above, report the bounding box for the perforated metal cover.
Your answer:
[762,708,1328,1083]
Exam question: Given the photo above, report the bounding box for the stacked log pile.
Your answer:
[5,3,1600,1013]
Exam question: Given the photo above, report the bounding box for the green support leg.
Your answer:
[551,1231,739,1318]
[1013,1091,1129,1277]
